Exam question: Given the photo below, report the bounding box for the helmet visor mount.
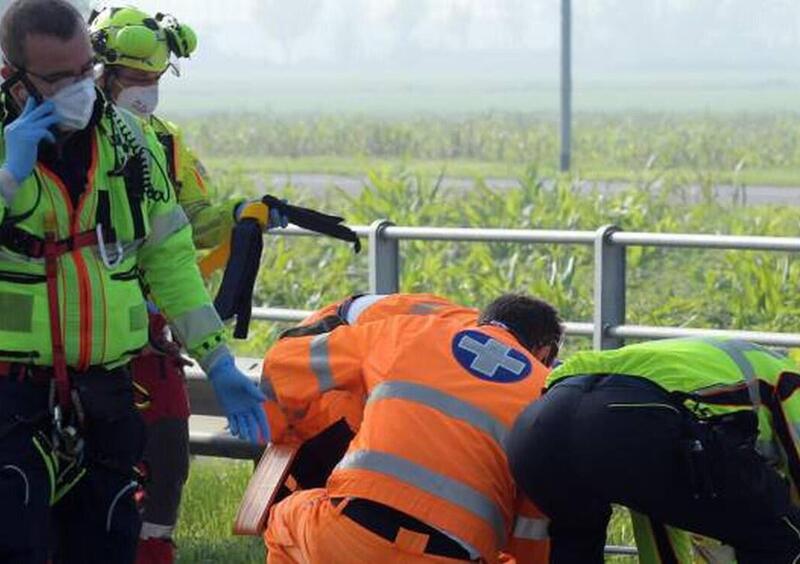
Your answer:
[168,56,181,77]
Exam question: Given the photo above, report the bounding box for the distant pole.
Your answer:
[560,0,572,172]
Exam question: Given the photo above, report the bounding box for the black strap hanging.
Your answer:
[213,218,263,339]
[261,195,361,253]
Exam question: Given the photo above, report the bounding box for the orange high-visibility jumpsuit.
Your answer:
[268,293,481,442]
[302,292,480,327]
[261,299,551,563]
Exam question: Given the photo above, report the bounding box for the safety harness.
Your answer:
[0,101,159,511]
[0,104,150,403]
[0,103,155,489]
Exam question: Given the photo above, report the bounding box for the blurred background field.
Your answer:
[186,112,800,186]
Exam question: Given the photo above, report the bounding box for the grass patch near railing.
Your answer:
[177,458,637,563]
[176,458,264,563]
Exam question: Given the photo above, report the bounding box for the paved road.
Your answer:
[255,172,800,206]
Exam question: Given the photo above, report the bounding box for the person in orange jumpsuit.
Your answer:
[260,293,563,563]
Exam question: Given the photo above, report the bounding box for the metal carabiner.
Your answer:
[96,223,124,269]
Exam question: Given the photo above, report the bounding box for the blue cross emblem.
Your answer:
[452,330,532,383]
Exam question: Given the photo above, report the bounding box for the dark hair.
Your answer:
[0,0,84,67]
[478,293,563,353]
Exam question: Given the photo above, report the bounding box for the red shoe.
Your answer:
[135,538,175,564]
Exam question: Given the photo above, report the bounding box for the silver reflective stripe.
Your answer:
[408,302,444,315]
[336,450,506,545]
[345,294,387,324]
[143,207,189,249]
[120,239,144,261]
[171,304,223,348]
[513,516,549,540]
[310,334,335,393]
[368,381,509,451]
[140,522,175,540]
[702,339,761,407]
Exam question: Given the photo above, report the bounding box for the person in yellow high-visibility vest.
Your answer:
[508,337,800,563]
[89,6,287,563]
[0,1,268,562]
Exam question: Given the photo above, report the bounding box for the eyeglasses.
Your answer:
[111,66,169,87]
[20,59,102,92]
[540,334,565,368]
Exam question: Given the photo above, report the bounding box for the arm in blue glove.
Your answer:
[0,97,58,204]
[206,350,271,444]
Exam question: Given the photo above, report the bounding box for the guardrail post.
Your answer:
[594,225,625,350]
[369,219,399,294]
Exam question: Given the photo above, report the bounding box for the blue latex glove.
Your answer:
[207,353,270,444]
[3,97,58,184]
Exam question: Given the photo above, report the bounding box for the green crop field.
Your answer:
[159,70,800,117]
[170,106,800,561]
[181,112,800,186]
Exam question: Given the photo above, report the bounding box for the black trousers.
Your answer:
[0,369,145,564]
[507,374,800,564]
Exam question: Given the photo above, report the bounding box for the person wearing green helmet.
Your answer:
[88,6,286,564]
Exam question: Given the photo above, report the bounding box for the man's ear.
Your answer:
[1,65,14,80]
[532,345,553,366]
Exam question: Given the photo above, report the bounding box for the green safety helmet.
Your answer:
[88,6,197,73]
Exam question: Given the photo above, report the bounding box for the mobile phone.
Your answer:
[1,70,44,114]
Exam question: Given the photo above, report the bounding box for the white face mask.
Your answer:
[48,78,97,131]
[115,84,159,117]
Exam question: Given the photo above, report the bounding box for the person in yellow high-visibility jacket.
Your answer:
[508,337,800,563]
[89,6,287,563]
[0,1,268,562]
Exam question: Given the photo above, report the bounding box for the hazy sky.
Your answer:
[87,0,800,73]
[59,0,800,114]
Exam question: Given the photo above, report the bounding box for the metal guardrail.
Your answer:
[262,220,800,350]
[206,221,800,558]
